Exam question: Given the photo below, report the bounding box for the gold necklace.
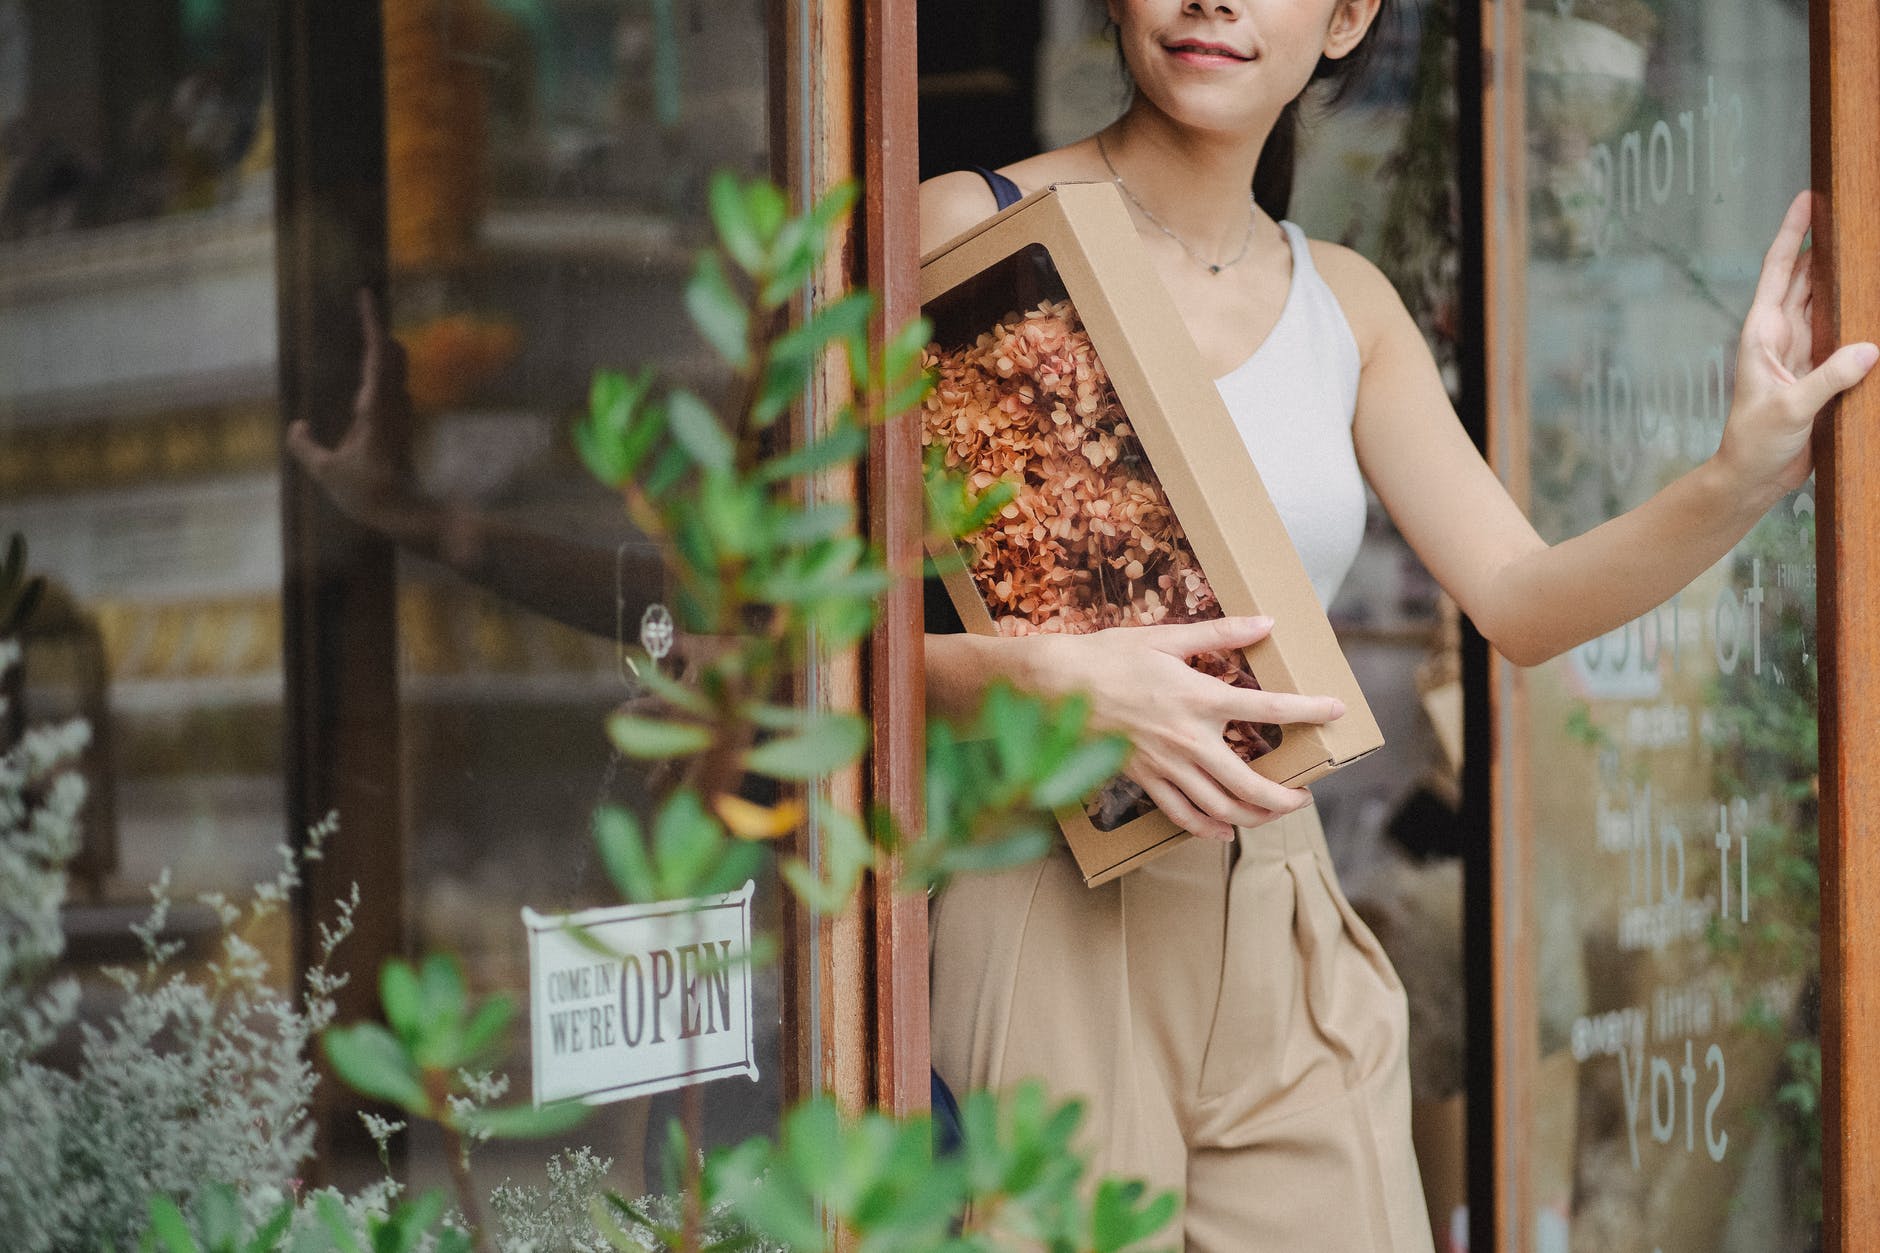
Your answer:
[1096,132,1257,276]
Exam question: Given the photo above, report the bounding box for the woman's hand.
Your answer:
[1018,615,1346,842]
[286,290,433,538]
[1718,192,1878,505]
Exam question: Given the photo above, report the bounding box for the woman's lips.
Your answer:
[1163,42,1253,67]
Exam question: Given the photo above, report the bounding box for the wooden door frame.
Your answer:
[1809,3,1880,1245]
[1480,1,1880,1247]
[788,0,928,1124]
[860,0,930,1119]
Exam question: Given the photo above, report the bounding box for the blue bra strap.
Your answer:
[969,165,1025,211]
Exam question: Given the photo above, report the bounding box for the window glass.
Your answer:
[375,0,792,1202]
[0,0,288,976]
[1516,2,1819,1246]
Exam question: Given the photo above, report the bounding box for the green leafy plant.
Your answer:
[88,172,1166,1252]
[549,169,1157,1253]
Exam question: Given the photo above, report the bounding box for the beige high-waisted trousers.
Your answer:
[930,802,1434,1252]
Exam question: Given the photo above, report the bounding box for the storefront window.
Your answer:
[0,0,288,978]
[369,0,795,1199]
[1,0,805,1218]
[1514,1,1818,1246]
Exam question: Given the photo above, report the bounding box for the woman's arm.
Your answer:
[1343,193,1875,666]
[288,291,666,641]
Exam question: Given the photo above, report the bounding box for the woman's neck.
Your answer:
[1099,103,1275,250]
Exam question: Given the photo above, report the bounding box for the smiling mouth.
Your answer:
[1163,41,1254,62]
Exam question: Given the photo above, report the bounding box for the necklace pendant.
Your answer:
[1208,264,1222,275]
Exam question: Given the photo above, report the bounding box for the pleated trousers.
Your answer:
[930,803,1434,1252]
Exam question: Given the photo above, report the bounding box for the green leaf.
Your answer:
[711,1140,826,1249]
[1090,1178,1180,1253]
[878,317,937,417]
[654,791,730,898]
[771,500,853,545]
[595,806,658,903]
[418,953,467,1026]
[806,595,878,650]
[743,711,868,779]
[667,389,735,474]
[709,171,766,275]
[982,683,1044,782]
[775,292,875,374]
[315,1193,368,1253]
[459,995,514,1065]
[576,368,658,485]
[380,960,423,1049]
[934,828,1054,879]
[702,839,766,897]
[644,442,693,499]
[754,421,867,484]
[323,1023,430,1115]
[746,180,790,258]
[144,1196,198,1253]
[455,1099,590,1140]
[881,315,933,385]
[606,713,714,759]
[1031,736,1132,810]
[780,804,873,913]
[698,474,766,557]
[757,182,858,306]
[884,366,938,422]
[686,253,750,367]
[751,353,808,428]
[741,702,810,733]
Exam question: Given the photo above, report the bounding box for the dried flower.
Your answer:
[924,299,1280,826]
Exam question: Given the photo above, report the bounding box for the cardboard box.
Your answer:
[920,181,1383,887]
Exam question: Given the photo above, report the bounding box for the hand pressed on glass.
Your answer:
[1018,615,1346,843]
[1718,191,1879,506]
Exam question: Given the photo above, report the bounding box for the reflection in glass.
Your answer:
[0,0,287,979]
[368,0,789,1201]
[1518,1,1819,1247]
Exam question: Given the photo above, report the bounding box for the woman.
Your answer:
[918,2,1875,1249]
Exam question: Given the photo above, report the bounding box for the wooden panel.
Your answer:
[794,0,876,1133]
[1477,0,1534,1247]
[1809,3,1880,1246]
[861,0,929,1118]
[269,0,402,1176]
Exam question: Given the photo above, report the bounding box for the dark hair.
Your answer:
[1108,1,1398,219]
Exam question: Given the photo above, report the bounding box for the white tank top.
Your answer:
[1212,221,1365,609]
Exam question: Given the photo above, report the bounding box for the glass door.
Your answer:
[1485,1,1845,1247]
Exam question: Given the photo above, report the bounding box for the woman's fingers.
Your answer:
[1791,340,1880,419]
[1211,685,1345,729]
[1173,737,1308,816]
[1138,614,1274,661]
[1752,192,1812,312]
[1134,771,1234,842]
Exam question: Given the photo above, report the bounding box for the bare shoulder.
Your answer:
[919,171,1003,255]
[1301,237,1415,355]
[919,147,1099,255]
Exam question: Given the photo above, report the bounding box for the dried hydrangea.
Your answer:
[922,299,1281,806]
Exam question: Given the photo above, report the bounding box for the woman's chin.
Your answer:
[1133,90,1277,143]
